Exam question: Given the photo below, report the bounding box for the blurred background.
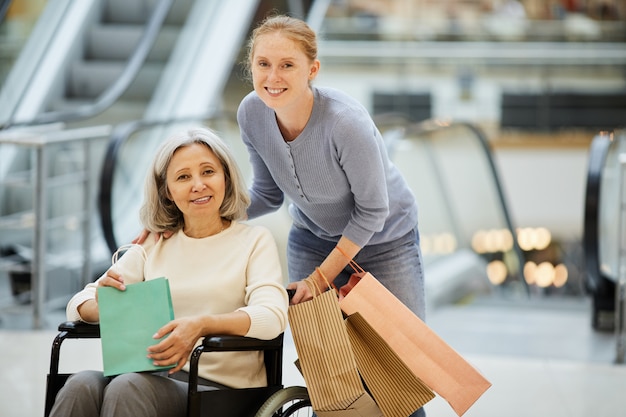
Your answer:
[0,0,625,416]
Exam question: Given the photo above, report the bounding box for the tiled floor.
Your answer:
[1,294,625,417]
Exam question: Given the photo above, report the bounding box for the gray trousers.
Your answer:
[48,370,221,417]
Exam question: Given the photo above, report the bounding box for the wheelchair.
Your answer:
[45,321,312,417]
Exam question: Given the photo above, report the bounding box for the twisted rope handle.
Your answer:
[304,267,338,297]
[111,243,147,265]
[334,246,364,274]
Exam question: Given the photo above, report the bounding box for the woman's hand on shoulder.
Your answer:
[132,228,174,245]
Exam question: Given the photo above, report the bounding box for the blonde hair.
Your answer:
[243,14,318,82]
[139,128,250,232]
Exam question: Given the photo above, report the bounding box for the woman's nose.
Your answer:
[268,67,280,82]
[191,178,206,191]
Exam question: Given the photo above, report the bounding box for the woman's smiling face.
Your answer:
[165,143,225,223]
[250,32,319,111]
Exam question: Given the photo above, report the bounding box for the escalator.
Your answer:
[0,0,261,127]
[583,130,626,331]
[0,0,262,327]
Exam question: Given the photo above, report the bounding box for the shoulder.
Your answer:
[238,90,261,107]
[237,91,264,118]
[315,86,367,113]
[229,221,276,244]
[314,86,371,125]
[237,91,274,136]
[313,86,375,138]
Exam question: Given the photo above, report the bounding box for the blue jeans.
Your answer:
[287,226,427,417]
[287,225,426,320]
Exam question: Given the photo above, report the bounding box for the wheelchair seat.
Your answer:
[45,321,311,417]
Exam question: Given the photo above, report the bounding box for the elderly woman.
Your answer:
[49,128,289,417]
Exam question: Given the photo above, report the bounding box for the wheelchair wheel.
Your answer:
[255,386,312,417]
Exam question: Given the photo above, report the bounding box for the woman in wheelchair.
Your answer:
[48,128,289,417]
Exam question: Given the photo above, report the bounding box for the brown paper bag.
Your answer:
[340,271,492,417]
[288,282,383,416]
[345,312,435,417]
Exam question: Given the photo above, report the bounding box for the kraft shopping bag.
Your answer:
[98,277,175,377]
[340,271,491,416]
[335,249,491,417]
[288,276,383,417]
[345,312,435,417]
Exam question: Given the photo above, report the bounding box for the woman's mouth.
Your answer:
[192,196,211,204]
[266,87,286,96]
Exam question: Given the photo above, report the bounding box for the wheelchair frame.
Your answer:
[45,321,311,417]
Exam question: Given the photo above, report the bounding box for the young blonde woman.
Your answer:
[240,14,425,312]
[239,17,426,416]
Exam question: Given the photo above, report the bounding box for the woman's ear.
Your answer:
[309,59,320,80]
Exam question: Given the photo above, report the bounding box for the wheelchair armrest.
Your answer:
[201,334,283,352]
[49,322,100,379]
[188,333,285,394]
[57,321,101,338]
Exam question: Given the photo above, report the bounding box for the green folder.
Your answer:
[97,277,175,377]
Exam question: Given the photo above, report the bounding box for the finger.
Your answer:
[153,321,176,340]
[99,273,125,291]
[136,229,149,244]
[147,345,176,361]
[147,343,189,368]
[290,286,311,305]
[149,349,180,367]
[168,357,188,374]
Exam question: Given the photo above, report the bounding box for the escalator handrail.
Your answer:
[583,131,613,295]
[98,111,231,254]
[3,0,174,130]
[377,114,528,292]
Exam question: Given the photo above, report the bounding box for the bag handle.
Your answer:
[334,246,365,274]
[304,267,338,297]
[111,243,147,265]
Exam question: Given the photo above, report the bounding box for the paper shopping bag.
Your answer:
[345,312,435,417]
[288,285,382,416]
[98,277,175,377]
[340,272,491,417]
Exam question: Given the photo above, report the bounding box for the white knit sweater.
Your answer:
[66,221,288,388]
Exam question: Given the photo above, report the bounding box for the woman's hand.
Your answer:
[147,317,202,374]
[286,280,312,305]
[77,268,126,322]
[287,272,327,305]
[97,268,126,293]
[132,229,173,245]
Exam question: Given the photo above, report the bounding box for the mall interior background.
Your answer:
[0,0,625,416]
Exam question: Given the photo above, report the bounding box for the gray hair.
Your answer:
[139,128,250,232]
